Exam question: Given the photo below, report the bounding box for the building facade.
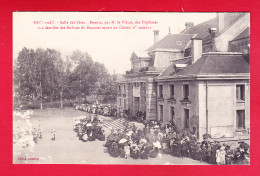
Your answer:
[156,52,250,140]
[117,13,250,140]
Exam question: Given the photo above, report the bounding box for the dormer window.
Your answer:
[174,64,188,73]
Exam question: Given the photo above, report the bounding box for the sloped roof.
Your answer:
[158,58,192,77]
[175,53,249,76]
[231,27,250,42]
[146,34,195,52]
[133,50,150,58]
[181,17,218,40]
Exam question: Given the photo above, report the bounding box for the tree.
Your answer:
[53,51,72,108]
[32,48,47,109]
[13,47,32,107]
[98,74,118,103]
[70,50,94,102]
[44,49,72,108]
[14,47,117,109]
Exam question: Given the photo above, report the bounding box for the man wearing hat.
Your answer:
[51,128,56,141]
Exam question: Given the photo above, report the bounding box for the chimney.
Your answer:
[208,28,217,36]
[185,22,194,29]
[191,38,202,64]
[153,30,159,44]
[217,13,225,33]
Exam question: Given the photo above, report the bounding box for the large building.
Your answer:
[117,13,250,140]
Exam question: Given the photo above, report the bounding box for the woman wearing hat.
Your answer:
[216,145,222,165]
[225,145,233,165]
[210,141,218,164]
[124,143,130,159]
[219,146,226,165]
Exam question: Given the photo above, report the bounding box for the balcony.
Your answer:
[139,67,148,72]
[157,96,164,103]
[139,66,156,72]
[167,97,176,104]
[126,69,134,74]
[180,98,191,104]
[126,67,157,74]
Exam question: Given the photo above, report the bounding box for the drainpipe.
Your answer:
[206,81,209,134]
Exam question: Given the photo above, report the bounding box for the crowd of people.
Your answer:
[75,103,117,117]
[13,110,43,148]
[13,125,42,148]
[118,109,146,122]
[73,114,106,142]
[104,120,250,164]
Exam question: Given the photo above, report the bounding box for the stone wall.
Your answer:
[156,80,199,133]
[198,80,250,140]
[153,51,184,70]
[146,78,157,120]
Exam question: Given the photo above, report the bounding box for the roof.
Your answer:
[231,27,250,42]
[157,52,249,79]
[146,34,195,52]
[158,57,192,77]
[115,74,126,83]
[133,50,150,58]
[175,53,249,76]
[181,17,218,40]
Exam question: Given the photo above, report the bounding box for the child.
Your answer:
[219,146,226,165]
[124,144,130,159]
[216,146,221,165]
[38,125,42,139]
[51,128,56,141]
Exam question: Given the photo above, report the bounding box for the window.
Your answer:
[118,86,121,95]
[236,110,245,129]
[170,85,174,98]
[144,97,146,109]
[236,85,245,101]
[123,85,126,94]
[160,105,163,121]
[184,109,189,128]
[159,85,163,98]
[183,84,189,100]
[124,99,126,109]
[134,97,140,111]
[119,98,121,106]
[192,126,197,135]
[170,107,175,122]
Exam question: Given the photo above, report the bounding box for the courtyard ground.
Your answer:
[13,107,246,165]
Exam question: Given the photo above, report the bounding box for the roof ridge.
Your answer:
[217,13,247,36]
[182,17,217,34]
[146,33,194,52]
[230,26,250,42]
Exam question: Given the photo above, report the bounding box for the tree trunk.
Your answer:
[40,82,43,110]
[60,91,63,108]
[51,91,54,106]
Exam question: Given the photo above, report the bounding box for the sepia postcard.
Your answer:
[13,12,250,165]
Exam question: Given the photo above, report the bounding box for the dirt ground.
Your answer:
[13,107,212,164]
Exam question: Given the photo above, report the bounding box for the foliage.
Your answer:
[13,48,117,110]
